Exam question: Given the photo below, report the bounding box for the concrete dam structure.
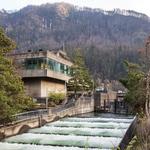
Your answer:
[0,113,135,150]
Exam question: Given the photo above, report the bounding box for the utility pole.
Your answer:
[145,36,150,117]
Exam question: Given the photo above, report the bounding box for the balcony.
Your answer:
[20,69,71,82]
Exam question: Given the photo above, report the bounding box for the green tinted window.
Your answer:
[24,57,71,76]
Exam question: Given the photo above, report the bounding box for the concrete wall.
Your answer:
[23,78,41,97]
[119,116,137,150]
[41,79,66,97]
[0,97,94,139]
[108,91,117,101]
[23,78,66,98]
[94,91,117,110]
[21,69,71,82]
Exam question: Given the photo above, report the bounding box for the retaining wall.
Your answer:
[119,116,137,150]
[0,97,94,139]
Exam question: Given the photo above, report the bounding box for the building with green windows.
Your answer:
[10,50,73,101]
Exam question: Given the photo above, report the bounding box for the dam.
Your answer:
[0,113,134,150]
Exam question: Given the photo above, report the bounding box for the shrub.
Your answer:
[48,93,65,105]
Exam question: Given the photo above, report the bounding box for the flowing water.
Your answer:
[0,113,134,150]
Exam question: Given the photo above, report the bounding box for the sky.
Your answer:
[0,0,150,16]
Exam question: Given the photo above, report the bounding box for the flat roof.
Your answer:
[9,49,73,66]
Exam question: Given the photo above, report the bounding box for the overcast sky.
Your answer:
[0,0,150,16]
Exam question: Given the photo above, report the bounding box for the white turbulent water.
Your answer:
[5,133,121,148]
[47,120,131,129]
[1,114,134,150]
[62,117,134,123]
[0,143,111,150]
[29,126,126,137]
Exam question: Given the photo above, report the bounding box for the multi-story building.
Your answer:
[9,49,73,101]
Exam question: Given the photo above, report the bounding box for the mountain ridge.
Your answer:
[0,2,150,79]
[1,2,150,20]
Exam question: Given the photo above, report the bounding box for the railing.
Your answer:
[51,99,75,113]
[0,109,49,127]
[14,109,49,122]
[0,95,93,126]
[0,102,75,126]
[79,96,93,101]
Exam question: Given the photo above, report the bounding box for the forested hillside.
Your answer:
[0,3,150,79]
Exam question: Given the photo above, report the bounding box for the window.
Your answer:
[60,63,65,74]
[48,59,55,70]
[24,57,71,76]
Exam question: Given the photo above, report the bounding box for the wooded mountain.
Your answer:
[0,3,150,79]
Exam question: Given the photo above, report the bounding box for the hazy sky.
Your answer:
[0,0,150,16]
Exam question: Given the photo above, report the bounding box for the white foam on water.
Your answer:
[0,143,111,150]
[29,126,126,137]
[62,117,134,123]
[77,113,134,119]
[5,133,121,149]
[47,120,130,129]
[1,114,134,149]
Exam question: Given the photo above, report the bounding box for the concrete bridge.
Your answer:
[0,97,94,139]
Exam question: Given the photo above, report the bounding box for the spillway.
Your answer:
[0,113,134,150]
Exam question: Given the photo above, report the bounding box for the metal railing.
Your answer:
[14,109,48,122]
[51,99,75,113]
[0,95,93,126]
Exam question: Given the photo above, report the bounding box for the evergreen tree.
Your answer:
[0,27,33,124]
[120,61,145,114]
[67,49,93,98]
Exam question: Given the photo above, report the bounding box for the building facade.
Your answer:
[9,50,73,100]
